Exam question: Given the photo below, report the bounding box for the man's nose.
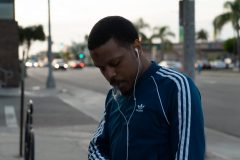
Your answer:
[105,67,116,80]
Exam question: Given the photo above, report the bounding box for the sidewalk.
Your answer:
[1,76,240,160]
[0,84,97,160]
[0,126,95,160]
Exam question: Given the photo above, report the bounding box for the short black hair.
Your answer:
[88,16,139,50]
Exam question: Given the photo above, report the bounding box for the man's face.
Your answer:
[90,38,138,95]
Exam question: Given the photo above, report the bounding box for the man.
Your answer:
[87,16,205,160]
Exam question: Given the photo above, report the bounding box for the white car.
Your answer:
[25,60,38,68]
[159,60,183,72]
[210,60,226,69]
[52,59,68,70]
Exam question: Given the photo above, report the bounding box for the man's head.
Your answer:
[88,16,149,95]
[88,16,138,51]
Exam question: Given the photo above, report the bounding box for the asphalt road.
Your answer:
[196,71,240,137]
[27,67,240,138]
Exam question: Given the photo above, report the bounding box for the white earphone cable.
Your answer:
[113,48,141,160]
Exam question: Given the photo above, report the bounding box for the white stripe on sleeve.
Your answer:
[157,67,191,160]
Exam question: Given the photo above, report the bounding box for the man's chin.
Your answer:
[119,87,132,96]
[112,84,132,96]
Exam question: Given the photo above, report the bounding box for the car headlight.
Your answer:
[33,62,38,67]
[54,64,59,68]
[64,64,68,68]
[25,62,32,67]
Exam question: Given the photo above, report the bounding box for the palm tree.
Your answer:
[196,29,208,43]
[196,29,208,59]
[213,0,240,70]
[18,25,46,60]
[151,26,175,60]
[133,18,151,43]
[224,37,237,55]
[151,26,175,50]
[84,34,89,43]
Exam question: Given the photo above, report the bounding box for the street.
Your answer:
[27,67,240,138]
[196,71,240,137]
[0,67,240,160]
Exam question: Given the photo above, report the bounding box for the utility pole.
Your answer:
[46,0,56,88]
[179,0,184,43]
[183,0,195,80]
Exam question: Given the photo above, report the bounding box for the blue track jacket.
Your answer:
[88,62,205,160]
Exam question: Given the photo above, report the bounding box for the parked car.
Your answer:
[25,60,38,68]
[68,60,85,69]
[38,61,48,68]
[210,60,226,69]
[195,60,211,70]
[52,59,68,70]
[158,60,183,72]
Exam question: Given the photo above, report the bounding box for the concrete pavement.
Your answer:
[0,76,240,160]
[0,76,98,160]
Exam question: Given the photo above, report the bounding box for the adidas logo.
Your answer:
[136,104,145,112]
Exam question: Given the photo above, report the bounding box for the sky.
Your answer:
[15,0,234,56]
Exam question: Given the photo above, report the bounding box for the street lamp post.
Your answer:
[46,0,56,88]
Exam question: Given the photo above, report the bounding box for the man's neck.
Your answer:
[139,58,151,77]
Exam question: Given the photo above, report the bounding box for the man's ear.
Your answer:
[133,39,141,54]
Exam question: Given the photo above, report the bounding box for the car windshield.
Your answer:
[53,59,64,63]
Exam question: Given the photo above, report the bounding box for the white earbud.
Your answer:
[135,48,138,54]
[134,48,139,59]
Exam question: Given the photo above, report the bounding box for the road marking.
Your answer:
[4,105,18,128]
[202,80,217,84]
[32,85,40,90]
[208,80,217,84]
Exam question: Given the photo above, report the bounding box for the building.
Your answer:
[0,0,20,87]
[141,42,225,63]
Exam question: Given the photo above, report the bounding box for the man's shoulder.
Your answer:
[155,67,199,94]
[152,67,194,92]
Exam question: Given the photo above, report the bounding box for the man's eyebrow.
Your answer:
[94,55,123,68]
[109,57,120,62]
[109,55,122,61]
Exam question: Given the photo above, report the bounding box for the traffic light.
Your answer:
[79,53,85,59]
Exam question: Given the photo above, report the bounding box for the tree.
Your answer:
[133,18,151,43]
[150,26,175,61]
[213,0,240,70]
[196,29,208,42]
[84,34,89,43]
[196,29,208,59]
[18,25,46,60]
[151,26,175,59]
[224,37,237,55]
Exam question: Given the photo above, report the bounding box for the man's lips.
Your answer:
[110,80,125,88]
